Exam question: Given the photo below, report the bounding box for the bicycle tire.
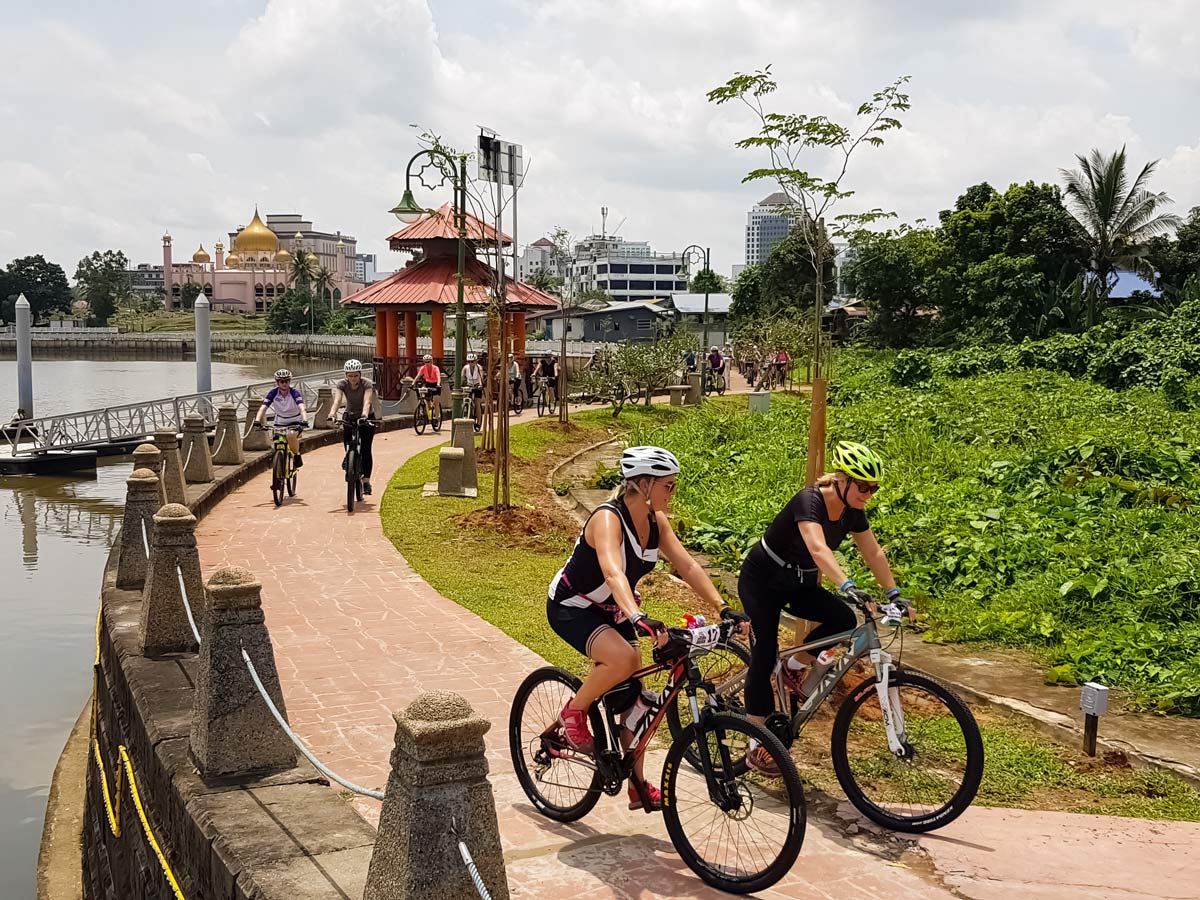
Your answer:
[346,448,358,512]
[665,638,752,769]
[509,667,603,823]
[414,403,427,435]
[537,391,546,417]
[271,452,285,507]
[831,669,983,833]
[431,403,443,432]
[473,400,483,432]
[662,712,806,894]
[716,373,726,396]
[355,475,364,502]
[287,472,297,497]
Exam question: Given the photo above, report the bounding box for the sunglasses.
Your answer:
[850,478,880,495]
[659,480,678,494]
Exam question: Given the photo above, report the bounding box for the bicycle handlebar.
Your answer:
[653,609,748,663]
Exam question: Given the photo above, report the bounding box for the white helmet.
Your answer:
[710,346,719,352]
[423,353,433,362]
[620,446,680,479]
[343,358,362,373]
[466,352,477,362]
[274,368,292,380]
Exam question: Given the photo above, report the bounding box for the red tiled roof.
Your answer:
[341,254,558,309]
[530,237,554,247]
[387,203,511,248]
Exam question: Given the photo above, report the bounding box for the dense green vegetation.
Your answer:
[629,355,1200,715]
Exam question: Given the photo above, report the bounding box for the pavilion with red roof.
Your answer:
[342,203,559,399]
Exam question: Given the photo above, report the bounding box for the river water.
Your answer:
[0,354,332,897]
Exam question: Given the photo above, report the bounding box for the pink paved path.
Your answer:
[196,425,1200,900]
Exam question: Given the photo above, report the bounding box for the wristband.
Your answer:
[885,587,901,600]
[840,579,856,594]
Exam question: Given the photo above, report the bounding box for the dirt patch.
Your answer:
[454,505,575,552]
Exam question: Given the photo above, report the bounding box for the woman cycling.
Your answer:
[255,369,308,467]
[548,446,730,810]
[738,441,911,775]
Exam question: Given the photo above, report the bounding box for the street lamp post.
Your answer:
[681,244,711,393]
[390,150,469,420]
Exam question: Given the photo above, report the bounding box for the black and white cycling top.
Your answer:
[549,497,658,618]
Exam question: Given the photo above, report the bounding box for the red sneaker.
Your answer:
[628,782,663,811]
[558,702,594,755]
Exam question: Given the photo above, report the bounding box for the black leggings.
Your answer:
[738,545,856,717]
[342,421,376,478]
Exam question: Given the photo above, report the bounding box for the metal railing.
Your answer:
[4,366,369,456]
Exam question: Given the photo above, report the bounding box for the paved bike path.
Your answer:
[196,426,1200,899]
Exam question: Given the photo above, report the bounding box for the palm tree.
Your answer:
[312,266,336,308]
[1060,147,1181,312]
[289,250,319,289]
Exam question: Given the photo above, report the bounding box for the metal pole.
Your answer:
[701,247,711,398]
[15,294,33,418]
[453,155,467,421]
[194,292,212,393]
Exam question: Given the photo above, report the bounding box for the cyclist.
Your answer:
[737,441,912,775]
[414,353,442,419]
[682,348,697,374]
[255,369,308,468]
[773,348,790,384]
[330,359,377,494]
[536,353,559,405]
[462,352,484,407]
[706,346,724,384]
[548,446,730,810]
[507,353,523,407]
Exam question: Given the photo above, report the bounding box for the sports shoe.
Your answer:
[628,782,663,811]
[558,702,594,755]
[747,744,781,777]
[363,479,372,495]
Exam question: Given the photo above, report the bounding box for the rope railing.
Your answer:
[211,427,227,459]
[182,440,194,471]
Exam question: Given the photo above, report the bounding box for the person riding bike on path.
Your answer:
[537,353,560,405]
[462,352,484,406]
[255,369,308,467]
[330,359,377,495]
[737,441,914,775]
[706,346,724,380]
[547,446,733,810]
[507,353,523,407]
[414,354,443,419]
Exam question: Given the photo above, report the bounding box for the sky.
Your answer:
[2,0,1198,279]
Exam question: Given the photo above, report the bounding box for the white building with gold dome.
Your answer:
[160,209,364,313]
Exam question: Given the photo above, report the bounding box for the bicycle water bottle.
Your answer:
[624,689,659,734]
[799,648,841,698]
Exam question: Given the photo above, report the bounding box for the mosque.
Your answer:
[160,209,364,313]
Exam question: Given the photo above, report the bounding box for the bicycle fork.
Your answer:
[869,649,909,756]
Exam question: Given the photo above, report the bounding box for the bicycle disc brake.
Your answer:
[764,713,794,748]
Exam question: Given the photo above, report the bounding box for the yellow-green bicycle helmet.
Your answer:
[829,441,883,482]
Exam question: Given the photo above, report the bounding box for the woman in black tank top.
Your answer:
[547,446,731,811]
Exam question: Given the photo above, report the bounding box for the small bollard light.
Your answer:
[1080,681,1109,756]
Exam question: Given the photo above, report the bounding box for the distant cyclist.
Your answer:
[462,352,484,405]
[507,353,523,406]
[414,353,442,418]
[707,345,724,378]
[548,446,733,811]
[330,359,377,494]
[537,353,559,404]
[255,369,308,467]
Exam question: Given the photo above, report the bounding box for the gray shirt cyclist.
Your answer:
[336,377,374,418]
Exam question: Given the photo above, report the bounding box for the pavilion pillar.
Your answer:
[385,309,399,359]
[404,311,418,361]
[431,307,445,360]
[375,309,387,359]
[514,312,527,359]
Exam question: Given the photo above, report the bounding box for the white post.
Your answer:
[16,294,33,418]
[195,292,212,393]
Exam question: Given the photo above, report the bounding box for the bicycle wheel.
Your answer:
[473,398,483,432]
[832,670,983,833]
[662,713,806,894]
[270,451,285,506]
[287,471,297,497]
[665,639,751,769]
[716,373,726,396]
[509,667,603,823]
[414,403,427,435]
[431,402,443,432]
[537,390,546,417]
[345,449,358,512]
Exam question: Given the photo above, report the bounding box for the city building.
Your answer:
[516,237,565,284]
[154,208,365,314]
[126,264,165,297]
[566,235,687,303]
[540,299,670,343]
[662,293,733,347]
[745,191,794,266]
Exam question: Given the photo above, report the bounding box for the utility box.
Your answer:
[1080,682,1109,717]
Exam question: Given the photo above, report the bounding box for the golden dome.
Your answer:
[233,208,279,253]
[225,252,242,268]
[293,231,304,242]
[215,241,224,251]
[274,248,292,265]
[192,244,211,263]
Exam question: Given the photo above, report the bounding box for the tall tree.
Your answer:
[1,255,72,321]
[179,282,202,310]
[312,266,336,306]
[289,250,319,288]
[1148,206,1200,292]
[730,264,764,321]
[74,250,131,325]
[847,227,945,347]
[757,225,837,315]
[1060,146,1181,297]
[688,268,729,294]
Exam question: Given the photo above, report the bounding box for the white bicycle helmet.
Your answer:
[466,352,477,362]
[343,358,362,373]
[274,368,292,380]
[423,353,433,362]
[620,446,680,479]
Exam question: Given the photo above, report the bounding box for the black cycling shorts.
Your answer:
[547,600,637,657]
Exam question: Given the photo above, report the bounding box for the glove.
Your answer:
[840,580,874,607]
[631,613,666,639]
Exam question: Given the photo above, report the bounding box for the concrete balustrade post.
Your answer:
[398,377,417,416]
[116,468,161,590]
[313,385,335,429]
[153,430,188,506]
[363,692,509,900]
[132,442,166,508]
[437,447,467,497]
[181,415,215,484]
[190,566,296,778]
[243,400,270,452]
[138,503,205,657]
[450,418,478,492]
[685,372,702,406]
[212,404,245,466]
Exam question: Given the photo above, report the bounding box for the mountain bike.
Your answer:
[704,367,727,396]
[670,595,984,833]
[510,610,806,894]
[509,379,524,416]
[258,423,305,507]
[341,415,375,512]
[534,376,557,417]
[412,385,443,435]
[462,388,483,432]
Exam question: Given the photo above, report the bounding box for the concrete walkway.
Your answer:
[196,424,1200,900]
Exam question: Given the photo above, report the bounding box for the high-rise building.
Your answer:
[566,234,687,303]
[744,192,794,266]
[517,237,566,284]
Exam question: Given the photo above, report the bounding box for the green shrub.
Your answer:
[890,350,934,387]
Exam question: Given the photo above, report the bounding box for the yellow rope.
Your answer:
[119,746,187,900]
[91,738,121,838]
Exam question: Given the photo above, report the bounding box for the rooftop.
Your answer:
[340,253,556,310]
[387,203,511,249]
